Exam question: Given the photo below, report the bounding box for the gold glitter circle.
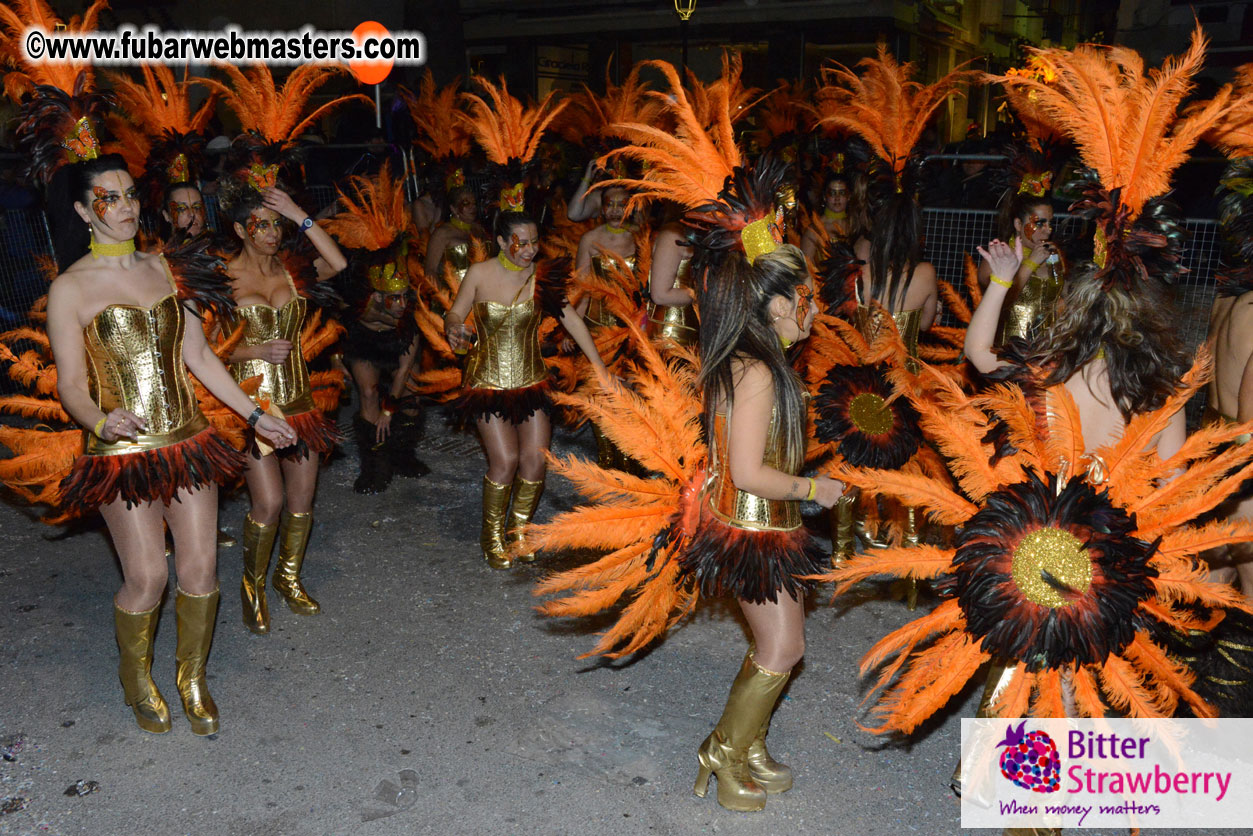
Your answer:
[848,392,894,436]
[1011,527,1093,609]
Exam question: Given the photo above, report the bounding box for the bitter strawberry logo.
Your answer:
[997,721,1061,793]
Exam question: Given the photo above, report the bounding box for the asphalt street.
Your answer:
[0,409,1238,836]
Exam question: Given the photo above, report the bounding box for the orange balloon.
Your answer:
[349,21,393,86]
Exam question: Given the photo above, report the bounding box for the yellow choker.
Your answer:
[823,209,847,221]
[89,237,136,259]
[605,224,630,235]
[449,217,471,233]
[1095,346,1105,360]
[497,251,526,272]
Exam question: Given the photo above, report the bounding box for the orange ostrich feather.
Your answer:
[569,59,666,143]
[321,163,411,252]
[397,70,471,161]
[993,25,1232,217]
[810,349,1253,732]
[1204,64,1253,158]
[530,311,704,659]
[753,80,813,150]
[0,0,108,99]
[202,64,371,146]
[686,51,764,131]
[106,64,216,136]
[815,45,972,175]
[596,59,741,214]
[457,75,567,167]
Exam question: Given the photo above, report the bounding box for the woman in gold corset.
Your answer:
[800,172,853,265]
[41,147,296,736]
[443,211,609,569]
[680,244,842,811]
[574,185,637,329]
[217,172,347,635]
[977,193,1064,345]
[646,217,698,347]
[424,186,483,290]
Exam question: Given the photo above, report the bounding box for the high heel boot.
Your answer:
[114,602,171,734]
[174,587,220,735]
[743,653,793,793]
[694,655,791,811]
[952,660,1016,798]
[831,493,856,566]
[902,506,920,611]
[481,476,513,569]
[240,514,278,634]
[507,477,544,563]
[273,511,320,614]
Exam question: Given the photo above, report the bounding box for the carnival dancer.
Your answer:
[799,172,853,264]
[424,184,484,291]
[813,47,968,587]
[323,164,430,494]
[646,207,698,347]
[6,77,298,735]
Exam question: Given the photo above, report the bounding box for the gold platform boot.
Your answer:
[952,660,1016,799]
[694,655,791,811]
[174,586,220,736]
[831,494,856,566]
[902,507,920,611]
[743,653,793,793]
[481,476,513,569]
[114,602,171,734]
[240,514,278,634]
[273,511,320,615]
[507,477,544,564]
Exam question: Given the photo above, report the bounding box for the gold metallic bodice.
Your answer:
[444,242,471,285]
[464,296,547,390]
[84,291,207,456]
[647,257,697,346]
[855,304,921,370]
[226,284,313,414]
[585,253,637,328]
[708,407,801,532]
[998,263,1064,344]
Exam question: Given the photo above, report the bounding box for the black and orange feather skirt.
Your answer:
[677,508,824,605]
[58,427,246,515]
[454,379,553,428]
[249,407,341,461]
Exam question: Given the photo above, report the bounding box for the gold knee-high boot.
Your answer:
[114,602,171,734]
[952,660,1016,798]
[694,655,791,811]
[481,476,513,569]
[174,587,220,736]
[831,494,856,566]
[743,652,793,793]
[240,514,278,634]
[507,477,544,563]
[273,511,320,614]
[902,506,920,611]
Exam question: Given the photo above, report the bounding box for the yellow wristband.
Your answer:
[989,274,1013,289]
[805,477,817,502]
[1022,259,1041,273]
[93,416,107,438]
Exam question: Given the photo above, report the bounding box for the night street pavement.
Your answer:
[0,410,1233,836]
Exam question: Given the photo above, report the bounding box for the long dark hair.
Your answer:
[1032,267,1189,419]
[46,153,131,272]
[864,189,922,314]
[698,244,808,472]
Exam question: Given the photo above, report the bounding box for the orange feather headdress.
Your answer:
[203,63,371,149]
[994,26,1232,286]
[397,70,471,198]
[457,75,567,211]
[1204,64,1253,159]
[322,163,415,296]
[753,80,813,162]
[0,0,107,100]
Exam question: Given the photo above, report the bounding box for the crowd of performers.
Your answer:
[3,3,1253,830]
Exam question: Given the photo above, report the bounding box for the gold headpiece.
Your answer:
[499,182,526,212]
[62,116,100,163]
[1017,171,1052,197]
[247,163,278,192]
[445,166,466,191]
[167,152,191,184]
[740,205,785,265]
[368,261,407,294]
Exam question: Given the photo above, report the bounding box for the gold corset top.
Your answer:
[708,406,801,532]
[999,263,1064,344]
[226,279,313,414]
[855,304,921,362]
[84,286,205,455]
[444,241,472,283]
[647,256,697,346]
[464,295,547,390]
[586,253,637,327]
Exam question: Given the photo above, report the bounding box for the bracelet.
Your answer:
[1022,258,1041,273]
[93,416,107,438]
[299,216,314,233]
[380,409,394,418]
[989,274,1013,289]
[805,477,817,502]
[246,406,265,428]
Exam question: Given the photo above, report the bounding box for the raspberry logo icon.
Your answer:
[997,721,1060,793]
